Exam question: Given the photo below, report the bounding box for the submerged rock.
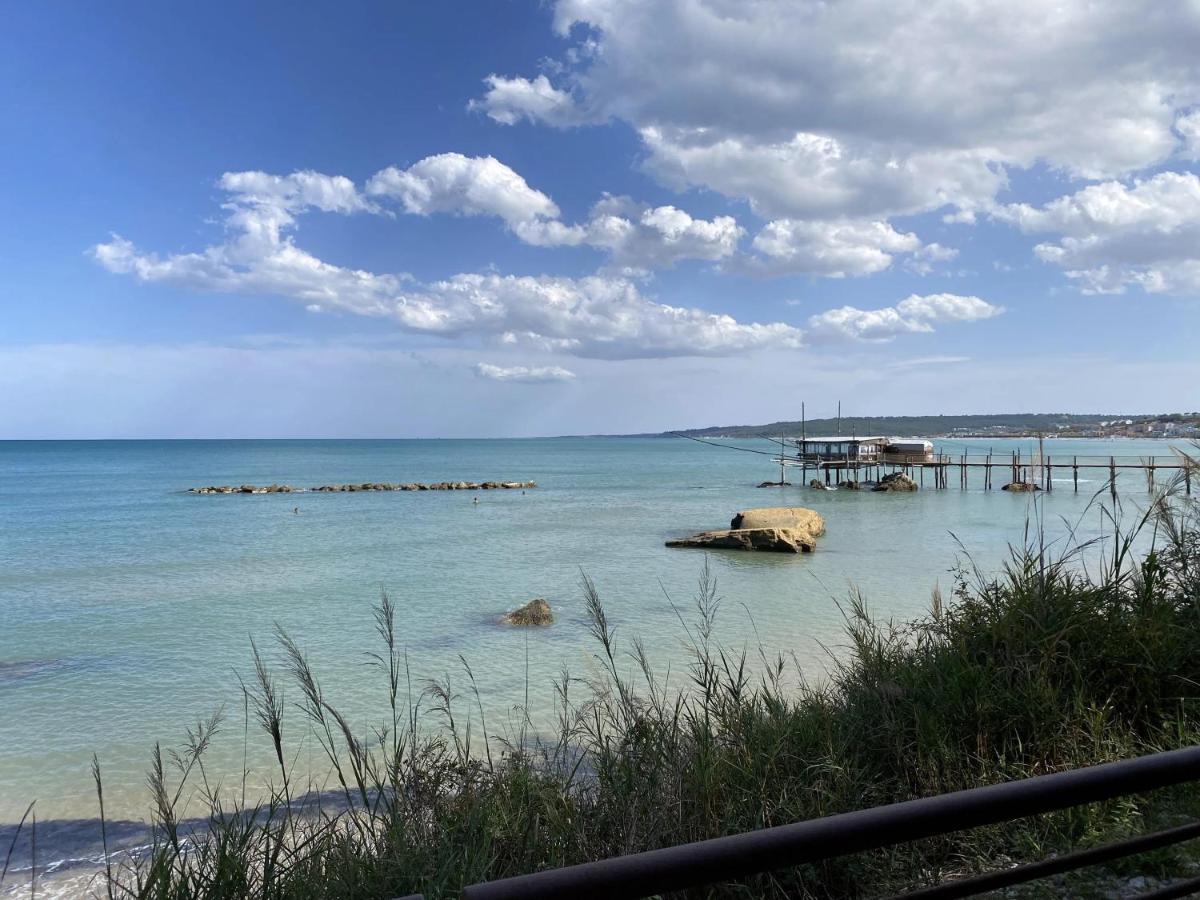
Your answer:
[757,480,792,487]
[501,598,554,626]
[809,479,829,490]
[1002,481,1041,492]
[872,472,918,492]
[667,507,826,554]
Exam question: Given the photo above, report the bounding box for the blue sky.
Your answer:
[2,1,1199,438]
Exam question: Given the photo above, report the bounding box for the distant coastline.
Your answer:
[642,412,1200,442]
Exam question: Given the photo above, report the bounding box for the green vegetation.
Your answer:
[668,412,1140,438]
[9,456,1200,899]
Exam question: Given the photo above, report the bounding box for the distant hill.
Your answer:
[665,413,1137,439]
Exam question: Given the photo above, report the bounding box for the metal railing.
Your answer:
[397,746,1200,900]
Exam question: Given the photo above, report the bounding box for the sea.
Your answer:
[0,436,1191,891]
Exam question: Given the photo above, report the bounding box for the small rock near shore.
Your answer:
[1002,481,1041,492]
[501,598,554,626]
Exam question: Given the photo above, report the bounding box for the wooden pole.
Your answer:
[1110,456,1117,501]
[1046,455,1052,492]
[1073,456,1078,493]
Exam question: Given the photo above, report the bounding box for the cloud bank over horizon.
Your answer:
[4,0,1197,436]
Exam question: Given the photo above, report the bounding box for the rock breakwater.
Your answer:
[189,480,536,494]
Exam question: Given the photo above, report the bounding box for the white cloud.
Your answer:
[995,171,1200,293]
[746,218,923,277]
[886,355,970,369]
[364,156,740,269]
[475,363,577,382]
[478,1,1200,220]
[806,293,1003,342]
[545,196,742,269]
[894,293,1001,322]
[366,153,560,227]
[90,174,803,360]
[1178,110,1200,160]
[904,243,959,276]
[640,127,1005,221]
[469,74,589,127]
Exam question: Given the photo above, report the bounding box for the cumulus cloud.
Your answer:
[90,173,802,360]
[536,195,742,269]
[1178,110,1200,160]
[364,156,740,269]
[641,127,1005,222]
[475,363,577,383]
[746,218,927,277]
[469,74,590,127]
[806,293,1003,342]
[366,153,560,227]
[995,171,1200,293]
[477,1,1200,220]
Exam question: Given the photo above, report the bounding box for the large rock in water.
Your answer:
[666,507,825,554]
[872,472,918,492]
[501,598,554,626]
[729,507,826,535]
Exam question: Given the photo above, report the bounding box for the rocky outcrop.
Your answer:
[190,480,536,494]
[729,507,826,536]
[500,598,553,626]
[1002,481,1041,492]
[757,480,792,487]
[872,472,918,492]
[667,507,826,554]
[809,479,829,490]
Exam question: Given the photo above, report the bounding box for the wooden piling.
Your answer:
[1073,456,1078,493]
[1110,456,1117,501]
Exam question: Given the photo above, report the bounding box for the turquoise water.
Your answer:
[0,437,1189,843]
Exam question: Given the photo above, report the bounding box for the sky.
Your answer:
[2,0,1199,438]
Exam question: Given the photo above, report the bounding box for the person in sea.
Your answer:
[473,496,479,505]
[293,507,299,514]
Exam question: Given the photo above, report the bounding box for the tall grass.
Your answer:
[13,451,1200,899]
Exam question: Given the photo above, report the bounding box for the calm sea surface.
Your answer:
[0,437,1190,858]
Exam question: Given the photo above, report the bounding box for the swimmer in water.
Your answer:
[473,496,479,505]
[293,507,299,514]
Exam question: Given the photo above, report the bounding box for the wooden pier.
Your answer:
[781,449,1191,496]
